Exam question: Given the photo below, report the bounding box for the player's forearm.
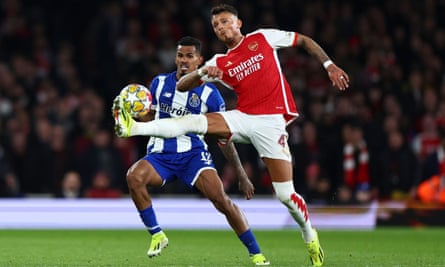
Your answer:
[298,34,350,90]
[219,141,254,199]
[176,69,202,92]
[218,142,246,176]
[297,34,331,66]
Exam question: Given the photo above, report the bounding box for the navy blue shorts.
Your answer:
[142,149,216,189]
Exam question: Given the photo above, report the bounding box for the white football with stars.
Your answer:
[120,83,152,119]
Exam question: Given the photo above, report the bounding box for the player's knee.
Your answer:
[126,169,146,189]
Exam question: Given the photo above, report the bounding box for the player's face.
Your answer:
[175,45,203,77]
[211,12,242,47]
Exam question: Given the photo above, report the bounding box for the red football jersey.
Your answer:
[203,29,299,123]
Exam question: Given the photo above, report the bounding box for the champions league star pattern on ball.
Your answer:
[120,84,152,119]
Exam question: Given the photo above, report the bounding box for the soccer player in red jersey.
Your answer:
[114,4,349,266]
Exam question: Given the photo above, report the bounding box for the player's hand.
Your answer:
[326,64,349,91]
[238,176,254,200]
[203,66,223,80]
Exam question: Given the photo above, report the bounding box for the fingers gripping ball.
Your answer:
[120,84,152,119]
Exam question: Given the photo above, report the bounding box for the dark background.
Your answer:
[1,0,445,204]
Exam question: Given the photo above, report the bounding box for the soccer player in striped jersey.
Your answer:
[114,4,350,266]
[121,36,269,265]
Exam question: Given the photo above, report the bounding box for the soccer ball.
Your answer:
[120,83,152,119]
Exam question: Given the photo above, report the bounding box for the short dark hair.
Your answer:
[177,36,202,53]
[210,4,238,16]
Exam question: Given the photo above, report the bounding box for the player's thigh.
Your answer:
[173,149,218,189]
[194,169,226,201]
[216,110,251,143]
[250,115,293,181]
[127,158,163,186]
[250,115,292,161]
[206,112,231,138]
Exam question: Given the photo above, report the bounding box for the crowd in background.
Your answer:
[1,0,445,204]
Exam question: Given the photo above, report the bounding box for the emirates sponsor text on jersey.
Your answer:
[227,53,264,81]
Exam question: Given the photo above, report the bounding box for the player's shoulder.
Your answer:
[153,72,174,81]
[155,72,177,85]
[149,72,176,93]
[245,28,281,43]
[248,28,278,35]
[249,28,294,37]
[248,28,297,47]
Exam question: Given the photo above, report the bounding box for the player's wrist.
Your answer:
[322,60,333,69]
[197,68,206,77]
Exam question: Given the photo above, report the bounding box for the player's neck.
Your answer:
[226,34,244,49]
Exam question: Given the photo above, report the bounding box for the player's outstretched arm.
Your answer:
[176,68,202,92]
[218,142,254,200]
[297,33,350,91]
[177,66,224,92]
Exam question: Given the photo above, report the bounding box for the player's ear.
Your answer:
[237,18,242,29]
[198,55,204,65]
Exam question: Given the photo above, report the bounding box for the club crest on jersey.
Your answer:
[188,93,201,107]
[248,41,259,51]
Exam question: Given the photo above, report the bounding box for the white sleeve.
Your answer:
[201,54,224,84]
[252,28,297,49]
[204,54,220,67]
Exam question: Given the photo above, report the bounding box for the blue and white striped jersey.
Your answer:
[147,71,225,154]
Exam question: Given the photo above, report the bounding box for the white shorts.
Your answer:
[218,110,291,161]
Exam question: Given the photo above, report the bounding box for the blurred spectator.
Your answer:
[54,171,83,199]
[50,124,75,190]
[334,119,374,204]
[377,130,420,200]
[416,127,445,204]
[411,114,440,163]
[0,172,24,198]
[290,120,329,197]
[84,171,122,198]
[416,175,445,204]
[71,89,105,156]
[115,17,148,82]
[303,162,332,204]
[20,116,55,193]
[75,126,126,191]
[0,143,24,198]
[113,137,139,170]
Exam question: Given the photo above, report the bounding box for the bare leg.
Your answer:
[194,169,249,234]
[194,169,265,258]
[126,159,169,258]
[126,160,163,210]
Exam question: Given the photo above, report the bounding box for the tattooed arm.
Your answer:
[297,33,350,91]
[218,142,254,200]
